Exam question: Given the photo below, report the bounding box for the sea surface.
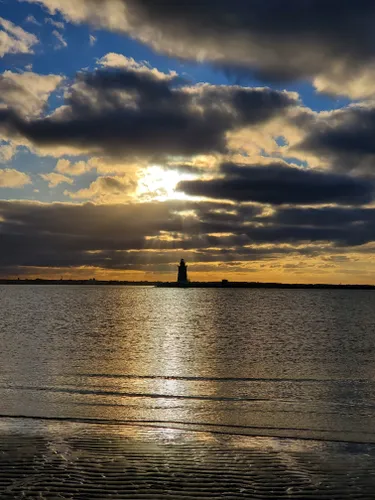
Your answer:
[2,285,375,498]
[1,285,375,441]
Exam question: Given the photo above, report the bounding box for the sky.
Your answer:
[2,1,375,283]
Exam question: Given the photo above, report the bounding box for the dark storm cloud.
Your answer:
[0,67,297,156]
[178,162,374,205]
[297,106,375,173]
[27,0,375,92]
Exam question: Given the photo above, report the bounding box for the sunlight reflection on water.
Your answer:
[1,285,375,442]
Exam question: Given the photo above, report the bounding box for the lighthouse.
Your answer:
[177,259,188,284]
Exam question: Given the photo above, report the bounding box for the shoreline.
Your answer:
[1,279,375,290]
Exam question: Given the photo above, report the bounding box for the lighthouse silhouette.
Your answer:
[177,259,188,284]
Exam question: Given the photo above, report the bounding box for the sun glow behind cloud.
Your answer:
[136,165,198,202]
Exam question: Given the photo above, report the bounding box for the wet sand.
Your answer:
[1,418,375,499]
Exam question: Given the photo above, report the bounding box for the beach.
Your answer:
[1,419,375,499]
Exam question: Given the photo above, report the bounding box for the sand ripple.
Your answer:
[1,419,375,499]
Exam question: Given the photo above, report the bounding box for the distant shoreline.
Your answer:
[0,279,374,290]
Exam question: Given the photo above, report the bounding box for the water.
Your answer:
[1,285,375,442]
[2,285,375,498]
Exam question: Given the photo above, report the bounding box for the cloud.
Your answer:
[40,172,74,187]
[0,168,31,188]
[296,104,375,174]
[0,16,39,57]
[45,17,65,29]
[178,162,373,206]
[0,66,298,158]
[21,0,375,98]
[261,207,375,247]
[235,225,370,247]
[89,34,96,46]
[0,70,63,117]
[54,157,142,177]
[98,52,177,80]
[0,200,186,271]
[0,142,16,163]
[65,175,136,200]
[52,29,67,49]
[25,15,42,26]
[3,199,375,276]
[55,158,91,176]
[0,199,302,274]
[273,207,375,228]
[313,63,375,100]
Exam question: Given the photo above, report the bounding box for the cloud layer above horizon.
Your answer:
[2,1,375,283]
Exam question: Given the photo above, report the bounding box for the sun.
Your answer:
[136,165,195,201]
